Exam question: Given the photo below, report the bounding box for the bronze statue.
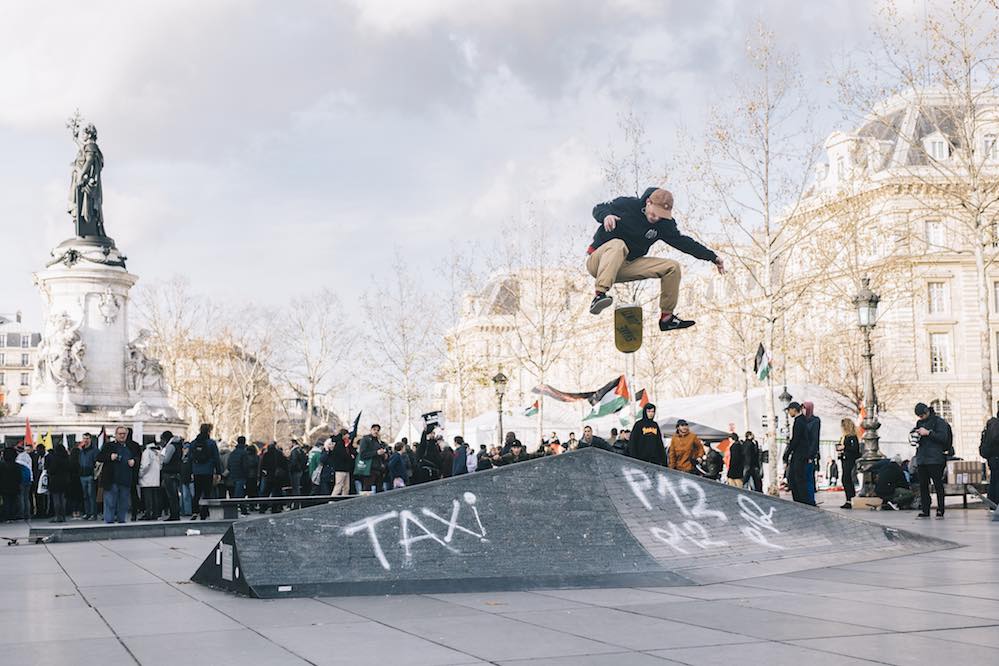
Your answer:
[67,115,106,238]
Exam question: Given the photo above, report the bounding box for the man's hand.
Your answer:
[110,453,118,461]
[603,214,620,232]
[917,427,930,437]
[127,459,135,468]
[714,257,726,274]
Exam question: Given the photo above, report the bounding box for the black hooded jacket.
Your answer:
[628,405,667,465]
[590,187,718,262]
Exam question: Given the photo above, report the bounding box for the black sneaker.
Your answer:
[659,314,695,332]
[935,511,945,519]
[916,512,930,519]
[589,292,612,315]
[840,502,852,509]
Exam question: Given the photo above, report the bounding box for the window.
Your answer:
[927,138,949,160]
[0,372,4,386]
[985,134,998,161]
[0,353,4,366]
[20,335,29,348]
[927,282,948,314]
[929,332,952,373]
[925,220,945,249]
[836,156,846,180]
[20,354,28,367]
[930,398,953,423]
[19,372,29,386]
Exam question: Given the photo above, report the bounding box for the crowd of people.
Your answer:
[3,398,998,523]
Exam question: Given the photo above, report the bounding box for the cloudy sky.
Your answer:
[1,0,898,326]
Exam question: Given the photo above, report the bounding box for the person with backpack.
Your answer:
[159,434,182,521]
[698,441,724,481]
[667,419,704,474]
[189,423,222,521]
[979,409,999,505]
[913,402,950,518]
[226,437,252,513]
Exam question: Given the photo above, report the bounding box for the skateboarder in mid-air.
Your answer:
[586,187,724,331]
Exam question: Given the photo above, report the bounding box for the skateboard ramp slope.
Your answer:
[192,448,956,598]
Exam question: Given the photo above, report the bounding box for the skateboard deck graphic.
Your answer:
[614,304,643,353]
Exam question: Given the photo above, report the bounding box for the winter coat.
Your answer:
[138,445,162,488]
[784,415,810,466]
[451,446,469,476]
[307,446,323,477]
[726,441,745,479]
[318,450,336,487]
[98,442,134,489]
[388,452,407,482]
[332,441,354,473]
[440,448,454,478]
[357,435,385,473]
[0,449,22,494]
[78,443,98,476]
[189,436,222,476]
[590,188,718,262]
[743,438,761,473]
[44,450,71,494]
[628,418,667,465]
[160,439,182,475]
[466,449,477,473]
[914,413,951,466]
[226,443,251,481]
[578,435,612,451]
[667,432,704,472]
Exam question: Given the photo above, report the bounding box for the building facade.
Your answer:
[0,312,41,417]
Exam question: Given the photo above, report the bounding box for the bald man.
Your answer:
[586,187,724,331]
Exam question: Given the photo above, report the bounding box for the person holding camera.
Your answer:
[912,402,952,518]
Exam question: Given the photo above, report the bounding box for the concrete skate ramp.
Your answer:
[192,448,956,598]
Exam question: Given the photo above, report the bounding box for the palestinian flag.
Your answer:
[634,388,650,417]
[523,400,539,417]
[584,375,630,421]
[96,425,107,450]
[754,343,771,381]
[532,384,593,403]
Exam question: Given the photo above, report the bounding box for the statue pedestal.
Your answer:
[3,237,185,440]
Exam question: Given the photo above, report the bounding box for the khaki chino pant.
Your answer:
[585,239,681,313]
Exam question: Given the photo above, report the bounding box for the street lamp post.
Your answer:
[778,386,793,437]
[853,277,885,497]
[492,371,508,449]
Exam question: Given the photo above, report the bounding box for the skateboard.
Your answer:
[614,304,643,353]
[967,485,997,511]
[3,536,50,546]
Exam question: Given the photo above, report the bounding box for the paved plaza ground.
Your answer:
[1,492,997,665]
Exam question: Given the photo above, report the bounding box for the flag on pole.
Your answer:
[584,375,630,421]
[753,343,772,381]
[523,400,539,417]
[96,425,107,450]
[40,431,53,450]
[349,411,362,445]
[24,418,34,447]
[633,388,650,417]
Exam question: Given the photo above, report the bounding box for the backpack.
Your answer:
[702,449,723,479]
[980,418,999,459]
[192,439,211,465]
[941,419,955,457]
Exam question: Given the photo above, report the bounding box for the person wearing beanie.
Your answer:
[628,403,667,465]
[667,419,705,473]
[585,187,725,331]
[913,402,950,518]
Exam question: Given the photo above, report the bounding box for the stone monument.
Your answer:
[0,115,185,440]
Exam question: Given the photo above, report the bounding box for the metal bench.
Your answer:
[200,495,355,520]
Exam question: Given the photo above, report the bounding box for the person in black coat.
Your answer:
[837,418,862,509]
[913,402,951,518]
[628,403,667,465]
[44,443,71,522]
[726,435,745,487]
[742,431,763,492]
[1,447,23,522]
[783,402,814,505]
[414,426,443,484]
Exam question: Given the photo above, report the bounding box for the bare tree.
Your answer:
[361,252,438,439]
[838,0,999,421]
[681,23,827,494]
[219,306,275,439]
[278,289,355,441]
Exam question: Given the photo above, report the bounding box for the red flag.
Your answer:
[24,418,34,447]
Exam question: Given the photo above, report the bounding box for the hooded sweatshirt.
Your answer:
[590,187,718,262]
[628,406,667,465]
[668,432,705,473]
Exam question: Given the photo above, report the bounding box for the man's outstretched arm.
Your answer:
[660,220,725,272]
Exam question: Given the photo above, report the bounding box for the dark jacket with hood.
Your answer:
[331,438,354,473]
[803,401,821,462]
[226,442,251,481]
[590,188,718,262]
[628,405,667,465]
[914,411,951,465]
[726,439,745,479]
[784,414,810,467]
[44,446,71,494]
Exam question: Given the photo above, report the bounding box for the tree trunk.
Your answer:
[741,361,751,433]
[764,299,779,496]
[974,232,994,428]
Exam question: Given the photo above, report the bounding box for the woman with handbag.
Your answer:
[837,418,861,509]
